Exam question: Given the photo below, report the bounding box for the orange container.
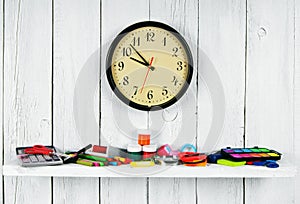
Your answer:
[138,134,150,146]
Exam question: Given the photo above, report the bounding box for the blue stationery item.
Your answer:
[180,144,197,153]
[248,160,279,168]
[207,152,223,163]
[265,160,279,168]
[252,161,266,166]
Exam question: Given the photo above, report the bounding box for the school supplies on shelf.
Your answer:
[15,142,283,171]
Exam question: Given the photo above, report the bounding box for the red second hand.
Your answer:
[140,57,154,94]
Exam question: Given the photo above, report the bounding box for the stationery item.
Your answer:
[183,160,207,167]
[78,154,107,162]
[76,158,106,167]
[76,158,94,166]
[207,152,223,163]
[217,159,246,167]
[265,160,279,168]
[179,152,207,163]
[142,144,157,159]
[180,144,197,153]
[247,160,279,168]
[24,145,54,155]
[92,145,128,158]
[157,144,172,156]
[179,152,207,167]
[127,144,142,161]
[85,151,114,162]
[114,156,132,164]
[109,161,122,166]
[130,160,155,167]
[137,129,151,146]
[162,155,178,165]
[221,147,281,162]
[16,145,63,167]
[62,144,92,164]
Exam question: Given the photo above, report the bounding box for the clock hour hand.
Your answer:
[130,57,155,71]
[130,57,148,66]
[130,44,149,66]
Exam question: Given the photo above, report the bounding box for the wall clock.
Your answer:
[106,21,193,111]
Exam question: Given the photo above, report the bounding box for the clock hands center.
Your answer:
[130,44,155,71]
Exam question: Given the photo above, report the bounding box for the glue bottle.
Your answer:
[142,145,157,159]
[127,144,142,161]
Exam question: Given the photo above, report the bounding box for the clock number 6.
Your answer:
[147,90,154,100]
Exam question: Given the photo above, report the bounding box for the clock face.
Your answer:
[106,21,193,111]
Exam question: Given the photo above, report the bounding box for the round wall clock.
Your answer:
[106,21,193,111]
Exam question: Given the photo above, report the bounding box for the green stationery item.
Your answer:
[217,159,246,167]
[78,154,108,162]
[76,158,94,166]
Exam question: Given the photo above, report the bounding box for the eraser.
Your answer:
[217,159,246,167]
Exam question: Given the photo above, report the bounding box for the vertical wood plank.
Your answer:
[100,0,148,203]
[0,0,3,203]
[246,0,295,203]
[148,1,197,203]
[53,0,100,203]
[3,0,52,203]
[197,0,245,203]
[295,0,300,203]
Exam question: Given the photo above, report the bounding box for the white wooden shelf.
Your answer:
[2,160,297,178]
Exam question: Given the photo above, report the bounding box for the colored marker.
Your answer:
[76,158,93,166]
[78,154,107,162]
[130,161,155,167]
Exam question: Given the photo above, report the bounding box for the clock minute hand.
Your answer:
[130,44,149,66]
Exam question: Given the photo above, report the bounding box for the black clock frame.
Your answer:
[106,21,193,111]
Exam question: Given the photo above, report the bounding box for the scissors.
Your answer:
[24,145,54,155]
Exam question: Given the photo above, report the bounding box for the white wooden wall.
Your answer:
[1,0,299,204]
